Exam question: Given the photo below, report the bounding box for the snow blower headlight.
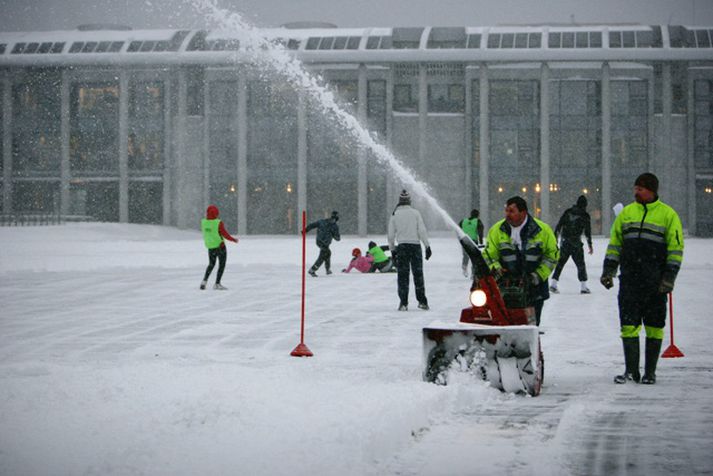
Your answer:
[469,289,487,307]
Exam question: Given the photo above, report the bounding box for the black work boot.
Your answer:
[614,337,641,384]
[641,338,662,384]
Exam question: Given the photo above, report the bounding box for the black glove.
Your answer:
[425,247,432,260]
[658,274,675,294]
[600,275,614,290]
[529,272,541,286]
[492,267,505,281]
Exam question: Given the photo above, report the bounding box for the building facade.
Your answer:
[1,25,712,235]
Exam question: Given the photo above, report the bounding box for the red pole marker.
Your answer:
[291,210,313,357]
[661,292,684,358]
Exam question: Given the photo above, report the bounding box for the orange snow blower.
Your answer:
[423,236,544,396]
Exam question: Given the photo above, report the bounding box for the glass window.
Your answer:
[139,40,156,52]
[428,83,464,113]
[333,36,347,49]
[186,68,204,116]
[515,33,528,48]
[13,181,60,213]
[637,31,653,47]
[548,32,561,48]
[609,31,621,48]
[287,39,300,50]
[247,80,297,233]
[487,34,501,48]
[129,182,162,223]
[82,42,97,53]
[562,32,574,48]
[467,34,481,49]
[0,44,6,54]
[69,42,84,53]
[501,33,514,48]
[11,43,26,54]
[70,82,119,174]
[393,84,415,112]
[24,43,39,54]
[127,41,142,52]
[95,41,111,53]
[38,42,53,54]
[109,41,123,52]
[347,36,361,49]
[366,36,380,49]
[696,29,711,48]
[528,33,541,48]
[427,27,466,48]
[394,27,424,48]
[12,75,62,175]
[576,32,588,48]
[318,37,334,50]
[129,81,164,173]
[589,32,602,47]
[622,31,635,47]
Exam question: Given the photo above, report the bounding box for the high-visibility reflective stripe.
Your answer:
[525,255,540,262]
[501,255,517,262]
[644,325,664,340]
[666,259,682,268]
[621,325,641,338]
[623,232,665,244]
[621,222,667,235]
[668,250,683,257]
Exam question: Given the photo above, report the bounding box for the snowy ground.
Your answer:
[1,222,712,476]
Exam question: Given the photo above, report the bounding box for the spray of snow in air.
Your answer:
[194,0,463,235]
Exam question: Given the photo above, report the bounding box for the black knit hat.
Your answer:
[634,173,659,194]
[576,195,588,208]
[398,189,411,205]
[331,210,339,221]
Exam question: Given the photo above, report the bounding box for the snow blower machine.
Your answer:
[422,236,543,396]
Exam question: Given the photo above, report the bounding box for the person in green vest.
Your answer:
[459,209,484,277]
[366,241,396,273]
[200,204,238,290]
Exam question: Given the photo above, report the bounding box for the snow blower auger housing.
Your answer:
[422,236,543,396]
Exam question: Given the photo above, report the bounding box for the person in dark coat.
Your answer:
[550,195,593,294]
[306,210,341,277]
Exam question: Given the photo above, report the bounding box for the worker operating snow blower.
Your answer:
[422,200,558,396]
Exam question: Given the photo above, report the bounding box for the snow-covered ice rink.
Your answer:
[1,223,712,475]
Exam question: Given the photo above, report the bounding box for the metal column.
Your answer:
[297,89,307,231]
[418,63,427,166]
[661,63,673,199]
[237,75,248,235]
[118,71,129,223]
[3,77,13,213]
[687,73,696,235]
[539,63,551,222]
[601,62,612,235]
[479,65,490,225]
[357,64,368,236]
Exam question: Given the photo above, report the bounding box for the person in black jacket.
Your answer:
[306,210,341,277]
[550,195,593,294]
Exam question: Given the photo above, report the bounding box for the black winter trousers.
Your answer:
[618,284,667,335]
[552,239,587,282]
[311,243,332,272]
[203,246,227,283]
[396,243,427,306]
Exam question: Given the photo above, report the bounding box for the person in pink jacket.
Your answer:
[342,248,374,273]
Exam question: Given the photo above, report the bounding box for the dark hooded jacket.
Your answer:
[306,217,341,247]
[554,196,592,247]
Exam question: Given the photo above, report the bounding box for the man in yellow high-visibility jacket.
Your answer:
[601,173,684,385]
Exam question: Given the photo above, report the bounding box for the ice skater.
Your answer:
[366,241,396,273]
[200,205,238,290]
[550,195,593,294]
[342,248,375,273]
[459,209,484,277]
[306,210,341,277]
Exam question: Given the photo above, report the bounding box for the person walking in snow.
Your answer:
[459,208,484,277]
[550,195,593,294]
[200,205,238,290]
[342,248,375,273]
[601,173,684,385]
[483,196,558,326]
[306,210,341,277]
[366,241,396,273]
[388,190,431,311]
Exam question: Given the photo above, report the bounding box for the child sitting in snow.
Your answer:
[342,248,374,273]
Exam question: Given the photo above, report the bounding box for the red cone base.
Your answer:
[290,342,313,357]
[661,344,684,358]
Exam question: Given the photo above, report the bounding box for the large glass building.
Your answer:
[1,24,712,235]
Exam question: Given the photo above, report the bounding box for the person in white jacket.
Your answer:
[388,190,432,311]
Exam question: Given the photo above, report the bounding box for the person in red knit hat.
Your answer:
[200,205,238,290]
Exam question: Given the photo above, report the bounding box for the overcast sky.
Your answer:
[1,0,711,32]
